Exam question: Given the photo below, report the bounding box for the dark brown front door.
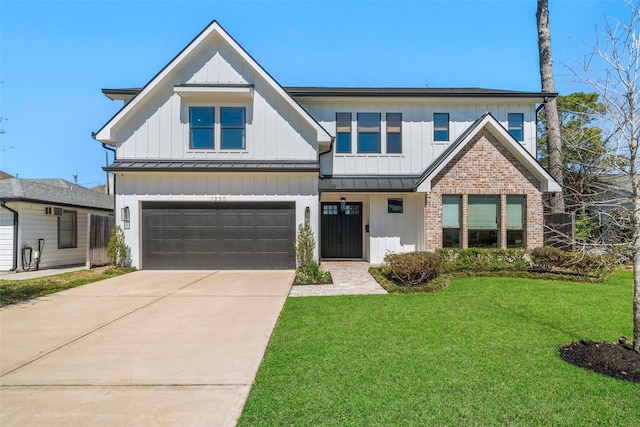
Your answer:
[320,202,362,258]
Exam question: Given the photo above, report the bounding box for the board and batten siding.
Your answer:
[117,172,319,269]
[0,208,14,270]
[113,34,319,163]
[319,192,425,264]
[303,101,537,176]
[368,193,425,264]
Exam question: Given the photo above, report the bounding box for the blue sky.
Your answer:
[0,0,630,187]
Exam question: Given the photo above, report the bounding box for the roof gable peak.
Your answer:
[94,20,331,146]
[416,113,561,193]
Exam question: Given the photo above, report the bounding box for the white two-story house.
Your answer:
[94,21,560,270]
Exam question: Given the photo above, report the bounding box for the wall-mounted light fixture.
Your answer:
[304,206,310,225]
[340,197,346,212]
[121,207,130,229]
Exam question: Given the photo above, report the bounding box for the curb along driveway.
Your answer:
[0,270,293,426]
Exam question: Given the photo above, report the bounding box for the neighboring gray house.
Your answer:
[0,178,114,271]
[592,174,633,212]
[590,174,634,243]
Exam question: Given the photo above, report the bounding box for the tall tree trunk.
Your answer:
[630,91,640,353]
[537,0,565,213]
[633,171,640,353]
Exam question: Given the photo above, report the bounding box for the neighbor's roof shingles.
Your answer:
[0,178,113,210]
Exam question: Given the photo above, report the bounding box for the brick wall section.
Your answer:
[425,129,544,251]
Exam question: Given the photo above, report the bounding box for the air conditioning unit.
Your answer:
[45,207,63,216]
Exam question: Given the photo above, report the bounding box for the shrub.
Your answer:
[370,266,455,293]
[437,248,529,272]
[295,223,315,268]
[382,251,442,287]
[106,226,131,268]
[529,247,565,272]
[294,261,331,285]
[563,251,615,278]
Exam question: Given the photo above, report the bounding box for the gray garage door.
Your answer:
[141,201,296,269]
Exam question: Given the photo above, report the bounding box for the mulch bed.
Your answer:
[559,341,640,383]
[293,278,333,286]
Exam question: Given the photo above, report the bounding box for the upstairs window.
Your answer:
[434,113,449,141]
[336,113,352,153]
[58,210,77,249]
[190,107,215,149]
[221,107,246,149]
[386,113,402,153]
[357,113,381,153]
[508,113,524,141]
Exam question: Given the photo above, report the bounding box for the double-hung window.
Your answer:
[190,107,215,149]
[386,113,402,153]
[506,195,525,248]
[434,113,449,141]
[357,113,381,153]
[442,195,461,248]
[58,210,77,249]
[336,113,352,153]
[220,107,246,149]
[508,113,524,141]
[467,195,499,248]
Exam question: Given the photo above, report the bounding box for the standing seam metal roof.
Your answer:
[104,159,320,172]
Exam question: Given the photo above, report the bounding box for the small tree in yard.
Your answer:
[295,223,315,268]
[577,0,640,352]
[107,225,130,268]
[293,223,330,284]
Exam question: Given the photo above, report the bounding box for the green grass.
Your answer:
[0,266,135,306]
[240,270,639,426]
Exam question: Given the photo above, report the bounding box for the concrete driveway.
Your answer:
[0,270,293,426]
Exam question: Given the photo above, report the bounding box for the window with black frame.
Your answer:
[388,198,403,213]
[357,113,381,153]
[386,113,402,153]
[189,107,215,149]
[220,107,246,149]
[434,113,449,141]
[508,113,524,141]
[467,195,499,248]
[506,195,525,248]
[442,195,461,247]
[336,112,352,153]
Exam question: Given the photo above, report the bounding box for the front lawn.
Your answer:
[239,270,639,426]
[0,266,135,306]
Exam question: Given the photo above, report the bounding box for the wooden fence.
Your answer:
[86,214,115,268]
[544,212,576,251]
